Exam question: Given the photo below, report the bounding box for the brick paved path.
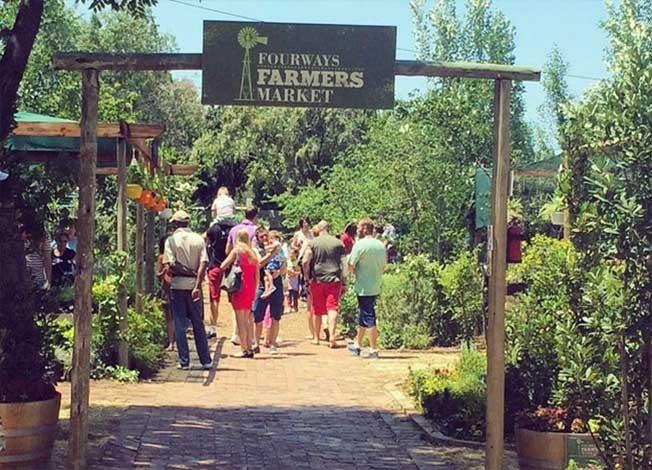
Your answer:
[86,298,485,469]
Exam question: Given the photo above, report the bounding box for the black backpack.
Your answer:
[207,222,232,267]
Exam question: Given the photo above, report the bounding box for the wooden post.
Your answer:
[116,138,129,367]
[135,202,144,312]
[144,210,156,296]
[485,78,511,470]
[69,68,99,470]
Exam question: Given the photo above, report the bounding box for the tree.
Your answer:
[191,107,372,206]
[557,0,652,466]
[280,0,534,259]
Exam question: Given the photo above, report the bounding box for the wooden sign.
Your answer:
[202,21,396,109]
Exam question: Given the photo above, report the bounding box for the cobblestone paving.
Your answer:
[77,297,495,469]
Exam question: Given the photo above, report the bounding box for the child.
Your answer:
[211,186,236,220]
[286,247,300,312]
[261,230,284,299]
[156,236,175,351]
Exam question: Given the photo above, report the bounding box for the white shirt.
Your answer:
[163,228,209,290]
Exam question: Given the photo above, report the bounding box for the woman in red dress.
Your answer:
[221,229,259,358]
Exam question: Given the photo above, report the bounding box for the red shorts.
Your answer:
[207,266,223,302]
[310,281,342,316]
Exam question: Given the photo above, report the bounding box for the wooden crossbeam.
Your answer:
[54,52,203,71]
[13,121,165,139]
[167,163,198,176]
[53,53,541,81]
[395,59,540,81]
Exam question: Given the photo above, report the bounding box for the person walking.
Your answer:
[205,216,237,339]
[51,229,76,287]
[225,206,259,345]
[292,217,314,338]
[286,247,301,313]
[302,221,345,348]
[251,227,285,354]
[221,229,259,358]
[341,222,357,255]
[347,218,387,359]
[163,210,212,370]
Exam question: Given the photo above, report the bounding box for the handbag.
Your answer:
[221,251,242,293]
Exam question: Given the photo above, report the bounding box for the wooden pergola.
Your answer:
[52,52,540,470]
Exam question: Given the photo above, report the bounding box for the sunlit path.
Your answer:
[53,296,509,469]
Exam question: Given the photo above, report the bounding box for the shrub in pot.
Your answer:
[515,407,604,470]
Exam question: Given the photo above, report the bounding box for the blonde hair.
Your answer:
[268,230,282,242]
[235,229,257,260]
[217,186,229,197]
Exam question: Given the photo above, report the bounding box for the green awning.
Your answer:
[7,111,120,167]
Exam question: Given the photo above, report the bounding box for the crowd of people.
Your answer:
[160,187,391,370]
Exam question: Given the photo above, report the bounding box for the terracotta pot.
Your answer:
[0,392,61,469]
[125,184,142,200]
[515,427,603,470]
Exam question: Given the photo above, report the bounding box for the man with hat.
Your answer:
[163,210,212,370]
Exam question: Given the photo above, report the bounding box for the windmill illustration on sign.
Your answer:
[238,27,268,101]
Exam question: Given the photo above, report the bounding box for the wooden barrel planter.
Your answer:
[516,427,603,469]
[0,392,61,469]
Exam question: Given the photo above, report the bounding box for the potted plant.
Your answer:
[515,407,604,470]
[0,239,61,468]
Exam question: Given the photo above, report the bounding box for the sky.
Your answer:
[151,0,611,124]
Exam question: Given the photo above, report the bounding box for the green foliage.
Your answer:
[280,0,540,259]
[125,296,167,378]
[49,252,167,381]
[192,107,372,206]
[0,289,57,403]
[103,365,139,383]
[279,112,472,257]
[406,343,486,440]
[556,1,652,467]
[340,251,483,349]
[505,235,577,412]
[439,250,484,339]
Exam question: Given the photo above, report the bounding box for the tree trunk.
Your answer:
[0,0,45,294]
[0,0,44,141]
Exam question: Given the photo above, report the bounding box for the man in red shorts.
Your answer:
[302,221,346,348]
[205,217,236,338]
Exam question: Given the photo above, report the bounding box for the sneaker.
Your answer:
[347,343,361,356]
[365,351,380,360]
[177,364,190,370]
[253,346,261,354]
[206,329,217,339]
[269,346,278,355]
[201,361,213,370]
[231,335,240,346]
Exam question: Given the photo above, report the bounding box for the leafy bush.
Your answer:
[406,343,486,440]
[125,295,167,378]
[439,250,484,340]
[505,235,577,411]
[340,252,484,349]
[338,287,358,339]
[53,273,167,381]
